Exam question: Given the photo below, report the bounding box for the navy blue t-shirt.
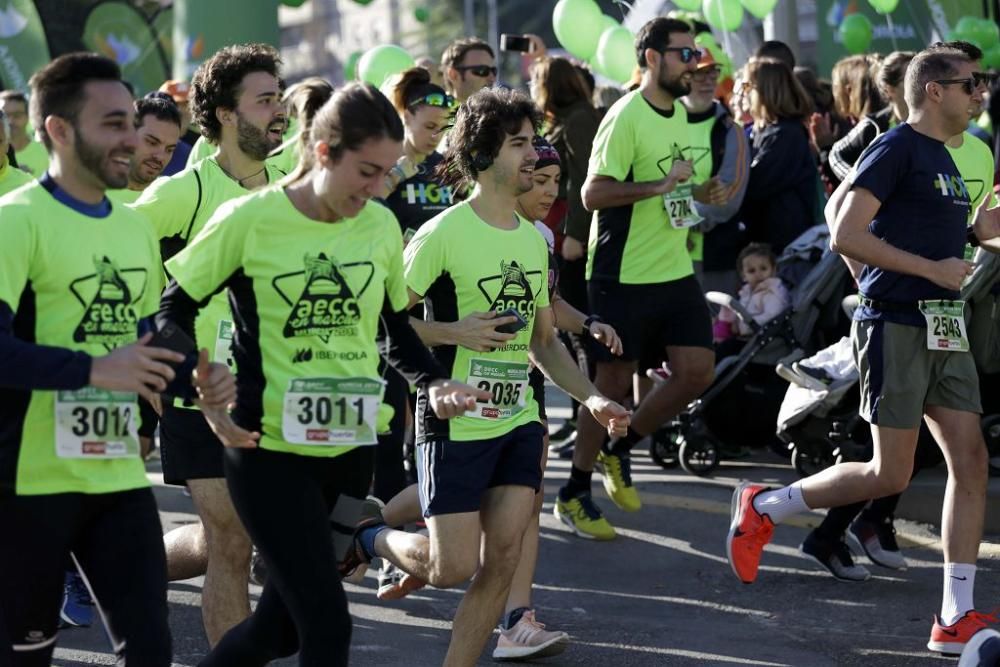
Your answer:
[851,124,970,326]
[382,152,454,241]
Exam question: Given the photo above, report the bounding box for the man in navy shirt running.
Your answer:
[725,45,1000,655]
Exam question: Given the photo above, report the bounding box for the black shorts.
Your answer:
[529,368,547,421]
[588,274,713,363]
[159,404,224,486]
[416,421,544,517]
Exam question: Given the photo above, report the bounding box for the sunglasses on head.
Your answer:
[409,93,457,109]
[455,65,498,78]
[662,47,703,64]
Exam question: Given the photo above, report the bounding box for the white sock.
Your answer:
[941,563,976,625]
[751,483,809,525]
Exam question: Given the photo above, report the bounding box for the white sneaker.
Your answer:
[959,628,1000,667]
[492,610,569,661]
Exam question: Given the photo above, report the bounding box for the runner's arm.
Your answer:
[380,299,449,386]
[406,288,518,350]
[824,178,864,280]
[581,173,677,211]
[528,305,599,404]
[0,301,92,390]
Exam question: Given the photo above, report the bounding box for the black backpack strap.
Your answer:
[181,169,203,243]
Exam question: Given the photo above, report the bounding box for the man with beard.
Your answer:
[0,110,32,196]
[107,96,182,205]
[554,18,720,539]
[130,42,287,646]
[0,90,49,177]
[0,52,236,667]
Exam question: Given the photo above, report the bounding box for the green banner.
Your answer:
[0,0,51,93]
[816,0,987,76]
[151,5,174,69]
[83,1,169,96]
[173,0,280,79]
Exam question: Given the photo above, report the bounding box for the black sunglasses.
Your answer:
[455,65,497,78]
[662,47,703,64]
[934,73,992,95]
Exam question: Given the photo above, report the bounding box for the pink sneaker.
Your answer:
[492,610,569,661]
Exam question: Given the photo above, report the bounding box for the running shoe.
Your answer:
[339,497,385,584]
[553,436,576,460]
[959,628,1000,667]
[59,571,94,628]
[595,450,640,512]
[549,420,576,443]
[726,482,774,584]
[800,531,871,582]
[554,492,615,540]
[492,610,569,661]
[847,515,907,570]
[929,610,1000,655]
[376,563,426,601]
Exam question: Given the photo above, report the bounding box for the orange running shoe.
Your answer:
[726,482,774,584]
[928,610,1000,655]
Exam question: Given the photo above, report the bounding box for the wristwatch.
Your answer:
[582,315,602,335]
[967,225,981,248]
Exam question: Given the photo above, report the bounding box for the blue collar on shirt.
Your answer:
[40,172,112,218]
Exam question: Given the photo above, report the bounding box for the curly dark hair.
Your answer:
[437,87,542,188]
[190,43,281,144]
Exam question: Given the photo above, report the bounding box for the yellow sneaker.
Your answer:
[554,492,616,540]
[596,450,641,512]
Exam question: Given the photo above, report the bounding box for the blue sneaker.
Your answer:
[60,571,94,628]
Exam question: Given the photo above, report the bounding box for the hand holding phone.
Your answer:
[500,34,533,53]
[494,307,527,334]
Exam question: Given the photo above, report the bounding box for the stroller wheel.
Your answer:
[649,427,681,469]
[791,445,835,478]
[679,437,719,476]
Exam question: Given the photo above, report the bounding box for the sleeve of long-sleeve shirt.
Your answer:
[694,118,750,224]
[828,119,878,183]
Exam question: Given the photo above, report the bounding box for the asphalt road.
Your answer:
[51,397,997,666]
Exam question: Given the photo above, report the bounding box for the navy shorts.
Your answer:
[416,421,545,517]
[159,404,224,486]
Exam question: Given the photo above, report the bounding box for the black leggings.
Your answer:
[0,488,171,667]
[373,364,410,503]
[201,446,374,667]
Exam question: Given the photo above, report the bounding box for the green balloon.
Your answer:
[839,13,873,54]
[984,44,1000,70]
[414,6,429,23]
[956,16,981,36]
[673,0,702,10]
[553,0,604,61]
[596,26,635,84]
[357,45,415,88]
[280,0,308,6]
[970,18,1000,50]
[343,50,363,81]
[702,0,744,31]
[353,0,375,4]
[866,0,898,14]
[741,0,776,20]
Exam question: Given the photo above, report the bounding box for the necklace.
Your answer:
[217,161,266,188]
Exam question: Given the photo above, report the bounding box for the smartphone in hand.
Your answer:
[494,307,527,334]
[500,34,533,53]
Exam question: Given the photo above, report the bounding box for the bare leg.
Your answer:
[186,478,252,646]
[374,510,480,587]
[164,522,207,581]
[504,434,549,614]
[572,360,634,473]
[627,346,714,436]
[444,485,535,667]
[381,483,422,528]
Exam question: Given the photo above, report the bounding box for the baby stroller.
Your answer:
[648,226,852,476]
[776,248,1000,478]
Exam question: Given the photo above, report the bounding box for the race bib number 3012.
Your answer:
[467,358,529,420]
[282,377,384,445]
[54,388,139,458]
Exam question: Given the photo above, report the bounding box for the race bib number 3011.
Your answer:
[55,388,139,458]
[467,358,529,420]
[919,299,969,352]
[282,377,384,446]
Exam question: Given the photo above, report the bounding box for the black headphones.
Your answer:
[471,152,493,173]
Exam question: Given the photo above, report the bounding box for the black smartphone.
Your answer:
[494,307,527,334]
[500,34,533,53]
[148,322,196,356]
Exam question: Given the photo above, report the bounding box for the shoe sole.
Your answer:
[845,530,907,570]
[59,609,91,628]
[553,505,615,541]
[726,482,751,583]
[927,639,965,655]
[798,545,870,582]
[493,634,570,661]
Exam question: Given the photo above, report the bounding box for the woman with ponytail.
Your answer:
[157,81,484,667]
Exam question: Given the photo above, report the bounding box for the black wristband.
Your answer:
[967,225,981,248]
[582,315,602,335]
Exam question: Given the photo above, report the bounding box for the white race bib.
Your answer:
[55,388,139,458]
[215,319,235,368]
[919,299,969,352]
[467,358,529,420]
[282,377,384,445]
[663,182,702,229]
